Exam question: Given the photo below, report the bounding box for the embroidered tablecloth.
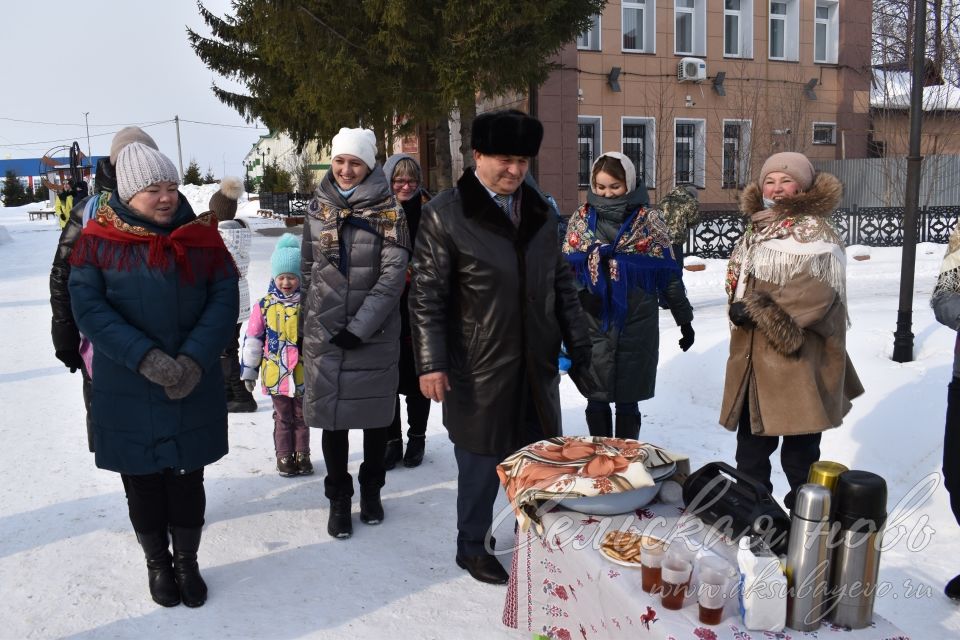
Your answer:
[502,503,910,640]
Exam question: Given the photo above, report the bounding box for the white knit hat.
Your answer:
[116,142,181,202]
[330,127,377,170]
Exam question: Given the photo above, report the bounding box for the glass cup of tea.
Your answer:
[697,556,733,625]
[660,557,693,610]
[640,538,667,593]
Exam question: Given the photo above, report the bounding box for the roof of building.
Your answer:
[871,70,960,111]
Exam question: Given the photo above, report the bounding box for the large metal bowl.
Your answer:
[557,462,677,515]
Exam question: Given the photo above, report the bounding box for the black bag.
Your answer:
[682,461,791,555]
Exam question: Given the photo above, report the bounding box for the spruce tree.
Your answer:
[203,167,217,184]
[183,160,203,186]
[2,170,28,207]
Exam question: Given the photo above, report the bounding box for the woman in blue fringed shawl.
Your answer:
[563,152,695,440]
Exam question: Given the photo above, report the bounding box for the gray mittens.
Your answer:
[164,355,202,400]
[138,349,183,387]
[138,349,203,400]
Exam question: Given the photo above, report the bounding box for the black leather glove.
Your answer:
[165,355,202,400]
[55,349,85,373]
[568,346,601,396]
[138,349,183,387]
[678,323,695,352]
[728,301,752,327]
[577,289,603,317]
[330,329,362,350]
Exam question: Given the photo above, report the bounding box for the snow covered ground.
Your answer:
[1,199,958,639]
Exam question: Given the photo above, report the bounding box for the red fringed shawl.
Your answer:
[69,205,237,283]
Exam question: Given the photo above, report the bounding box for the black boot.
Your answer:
[614,413,640,440]
[947,574,960,600]
[585,410,613,438]
[225,357,257,413]
[403,435,425,468]
[135,529,180,607]
[328,497,353,539]
[170,526,207,607]
[383,439,403,471]
[360,486,384,525]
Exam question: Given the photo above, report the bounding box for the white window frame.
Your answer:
[724,0,754,58]
[674,1,706,57]
[622,0,656,54]
[768,0,799,62]
[621,116,657,189]
[578,116,602,188]
[812,122,837,145]
[577,13,602,51]
[722,119,752,189]
[673,118,706,188]
[814,0,839,64]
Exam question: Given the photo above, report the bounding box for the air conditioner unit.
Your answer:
[678,57,707,82]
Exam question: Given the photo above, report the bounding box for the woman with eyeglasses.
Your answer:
[381,154,433,470]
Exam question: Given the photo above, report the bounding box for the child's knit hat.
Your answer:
[208,176,244,221]
[271,233,301,278]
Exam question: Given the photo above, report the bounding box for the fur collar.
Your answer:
[739,172,843,218]
[456,169,548,246]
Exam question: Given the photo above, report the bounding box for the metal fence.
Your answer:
[257,192,313,218]
[812,156,960,209]
[685,206,960,259]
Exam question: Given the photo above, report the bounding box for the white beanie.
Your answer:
[116,142,181,202]
[330,127,377,170]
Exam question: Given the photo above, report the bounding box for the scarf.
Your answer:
[724,209,846,305]
[307,168,411,271]
[563,190,681,330]
[932,223,960,301]
[69,197,236,284]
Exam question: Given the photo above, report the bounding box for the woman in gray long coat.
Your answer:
[300,127,411,540]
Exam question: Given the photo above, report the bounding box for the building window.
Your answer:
[813,122,837,145]
[578,117,601,187]
[675,119,705,187]
[814,1,839,64]
[622,117,656,188]
[577,13,601,51]
[768,0,799,61]
[722,120,751,189]
[724,0,754,58]
[623,1,655,53]
[674,0,706,56]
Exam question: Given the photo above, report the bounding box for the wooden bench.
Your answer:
[28,210,56,221]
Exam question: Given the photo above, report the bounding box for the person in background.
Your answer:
[300,127,411,540]
[49,127,159,452]
[210,176,257,413]
[719,151,863,510]
[658,183,700,267]
[382,153,432,470]
[563,152,694,440]
[55,179,76,229]
[931,221,960,600]
[411,109,594,585]
[68,142,238,608]
[242,234,310,477]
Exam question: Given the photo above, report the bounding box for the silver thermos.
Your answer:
[786,483,832,631]
[828,470,888,629]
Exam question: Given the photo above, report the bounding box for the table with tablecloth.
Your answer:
[501,503,911,640]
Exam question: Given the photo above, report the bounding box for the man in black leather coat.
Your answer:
[410,110,595,585]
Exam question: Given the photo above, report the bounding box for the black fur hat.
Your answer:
[471,109,543,157]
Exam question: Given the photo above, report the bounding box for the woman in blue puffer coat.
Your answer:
[68,142,238,609]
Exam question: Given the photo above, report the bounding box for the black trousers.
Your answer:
[734,400,821,511]
[945,378,960,525]
[387,392,431,441]
[321,426,390,499]
[121,468,206,533]
[81,369,94,453]
[453,397,543,557]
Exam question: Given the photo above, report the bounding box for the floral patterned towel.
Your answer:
[497,436,687,534]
